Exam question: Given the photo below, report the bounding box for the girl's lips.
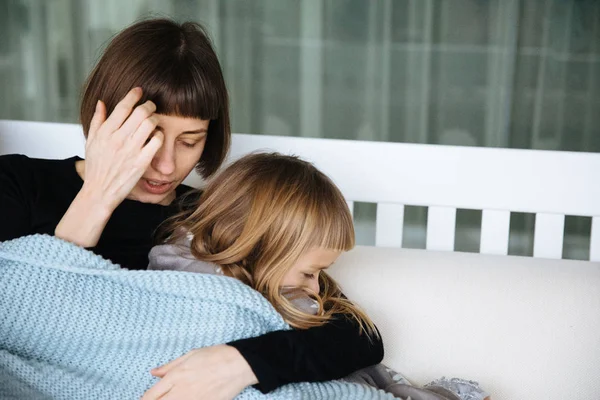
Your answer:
[141,178,173,195]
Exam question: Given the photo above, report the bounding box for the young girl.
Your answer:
[149,152,490,400]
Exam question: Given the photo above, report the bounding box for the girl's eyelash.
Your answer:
[303,273,315,279]
[181,142,196,148]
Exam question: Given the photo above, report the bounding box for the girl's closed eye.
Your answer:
[303,273,315,279]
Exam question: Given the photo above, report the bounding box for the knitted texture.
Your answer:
[0,235,395,400]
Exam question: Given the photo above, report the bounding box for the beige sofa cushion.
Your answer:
[329,246,600,400]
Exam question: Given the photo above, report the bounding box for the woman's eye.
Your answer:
[180,141,197,148]
[303,273,315,279]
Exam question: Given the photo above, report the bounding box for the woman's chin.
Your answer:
[127,186,176,205]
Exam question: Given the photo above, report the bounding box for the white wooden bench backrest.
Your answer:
[2,120,599,261]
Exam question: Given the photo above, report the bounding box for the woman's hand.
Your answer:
[55,87,163,247]
[81,87,163,210]
[141,345,258,400]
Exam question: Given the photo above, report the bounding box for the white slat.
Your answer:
[346,200,354,218]
[590,216,600,262]
[0,120,85,158]
[480,210,511,255]
[426,206,457,251]
[225,132,600,218]
[3,121,600,220]
[375,203,405,248]
[533,213,565,259]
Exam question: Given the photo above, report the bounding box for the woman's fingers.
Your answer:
[151,351,192,378]
[138,130,163,168]
[142,346,251,400]
[131,114,160,149]
[100,87,143,135]
[140,378,172,400]
[87,100,106,142]
[80,88,166,211]
[120,100,157,140]
[156,390,179,400]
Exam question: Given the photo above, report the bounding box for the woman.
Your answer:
[0,18,383,399]
[0,19,229,268]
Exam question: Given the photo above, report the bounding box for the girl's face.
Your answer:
[281,247,341,294]
[126,114,210,205]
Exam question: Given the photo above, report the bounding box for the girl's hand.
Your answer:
[141,345,258,400]
[55,88,163,248]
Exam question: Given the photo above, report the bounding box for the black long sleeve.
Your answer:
[0,155,36,241]
[228,314,384,393]
[1,155,384,393]
[0,154,192,269]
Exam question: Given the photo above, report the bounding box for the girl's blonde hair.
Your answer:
[167,152,376,335]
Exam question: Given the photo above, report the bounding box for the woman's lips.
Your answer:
[141,178,173,195]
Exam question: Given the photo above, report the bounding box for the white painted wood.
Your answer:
[346,200,354,218]
[4,121,599,219]
[226,133,600,218]
[590,217,600,262]
[375,203,405,248]
[533,213,565,259]
[2,120,598,260]
[331,246,600,400]
[0,120,85,159]
[480,210,511,255]
[426,206,456,251]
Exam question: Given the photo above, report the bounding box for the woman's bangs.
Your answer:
[145,64,223,120]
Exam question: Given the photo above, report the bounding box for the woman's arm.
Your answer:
[55,88,163,247]
[229,313,384,393]
[143,314,384,399]
[0,155,34,241]
[141,345,258,400]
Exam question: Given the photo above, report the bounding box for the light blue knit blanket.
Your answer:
[0,235,395,400]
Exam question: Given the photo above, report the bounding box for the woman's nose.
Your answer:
[151,144,176,176]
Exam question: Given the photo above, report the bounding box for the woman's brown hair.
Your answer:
[167,152,377,335]
[80,18,230,178]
